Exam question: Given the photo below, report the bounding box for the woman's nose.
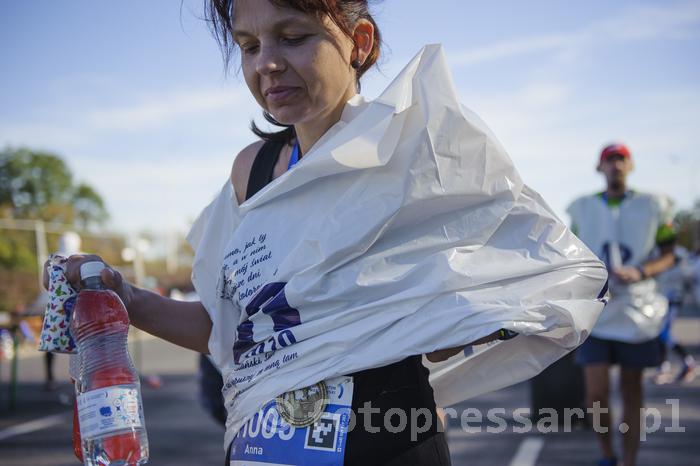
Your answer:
[256,44,286,75]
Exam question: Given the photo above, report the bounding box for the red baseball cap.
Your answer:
[600,143,631,162]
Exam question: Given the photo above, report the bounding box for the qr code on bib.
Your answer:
[304,414,340,451]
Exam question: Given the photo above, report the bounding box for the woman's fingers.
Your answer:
[44,253,134,309]
[101,267,123,290]
[64,254,106,289]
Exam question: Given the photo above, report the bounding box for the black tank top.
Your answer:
[246,140,445,466]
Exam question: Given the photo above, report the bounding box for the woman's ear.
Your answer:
[352,19,374,65]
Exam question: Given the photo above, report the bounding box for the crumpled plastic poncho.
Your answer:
[188,44,608,449]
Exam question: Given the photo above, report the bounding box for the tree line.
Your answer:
[1,147,111,309]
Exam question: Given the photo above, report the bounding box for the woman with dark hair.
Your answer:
[207,1,453,463]
[55,1,608,464]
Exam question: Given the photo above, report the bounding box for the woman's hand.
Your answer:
[43,254,136,309]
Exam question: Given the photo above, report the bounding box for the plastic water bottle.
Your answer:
[71,261,149,466]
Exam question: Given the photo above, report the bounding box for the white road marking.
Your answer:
[509,436,545,466]
[0,413,67,441]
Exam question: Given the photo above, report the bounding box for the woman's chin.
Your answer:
[268,108,304,127]
[272,115,295,126]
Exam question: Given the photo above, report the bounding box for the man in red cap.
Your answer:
[568,143,677,466]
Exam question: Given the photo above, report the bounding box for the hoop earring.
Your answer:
[351,59,362,70]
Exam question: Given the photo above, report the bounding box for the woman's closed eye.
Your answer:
[238,35,309,55]
[281,35,311,46]
[240,42,259,55]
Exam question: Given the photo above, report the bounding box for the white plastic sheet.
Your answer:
[188,44,608,449]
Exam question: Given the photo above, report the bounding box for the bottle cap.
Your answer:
[80,261,106,280]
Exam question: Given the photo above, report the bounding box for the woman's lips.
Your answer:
[265,86,300,104]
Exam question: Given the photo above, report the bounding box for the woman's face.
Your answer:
[233,0,358,130]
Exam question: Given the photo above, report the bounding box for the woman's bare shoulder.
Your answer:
[231,140,265,205]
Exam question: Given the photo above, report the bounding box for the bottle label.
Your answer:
[77,385,144,440]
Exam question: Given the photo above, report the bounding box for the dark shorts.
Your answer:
[575,335,662,369]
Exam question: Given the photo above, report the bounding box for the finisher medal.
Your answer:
[275,381,328,427]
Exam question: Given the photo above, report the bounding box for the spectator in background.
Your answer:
[568,143,677,466]
[692,248,700,307]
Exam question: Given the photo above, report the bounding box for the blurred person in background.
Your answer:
[692,248,700,307]
[653,245,696,384]
[568,143,677,466]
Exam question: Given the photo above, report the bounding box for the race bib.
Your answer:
[229,376,353,466]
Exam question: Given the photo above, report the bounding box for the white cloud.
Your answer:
[593,1,700,42]
[450,34,569,66]
[449,1,700,66]
[1,84,259,160]
[86,87,248,132]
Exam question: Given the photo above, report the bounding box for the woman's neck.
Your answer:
[294,91,357,155]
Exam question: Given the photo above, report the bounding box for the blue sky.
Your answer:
[1,0,699,234]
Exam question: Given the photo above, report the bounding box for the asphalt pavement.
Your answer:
[1,318,698,466]
[0,332,225,466]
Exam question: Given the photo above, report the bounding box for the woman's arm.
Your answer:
[47,254,213,353]
[128,287,212,353]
